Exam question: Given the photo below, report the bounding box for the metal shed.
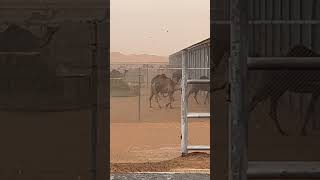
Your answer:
[169,38,210,80]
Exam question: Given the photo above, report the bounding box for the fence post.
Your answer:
[230,0,248,179]
[90,20,98,180]
[138,67,141,121]
[146,64,149,88]
[181,50,188,155]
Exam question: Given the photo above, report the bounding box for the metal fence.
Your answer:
[168,39,211,154]
[110,63,210,122]
[211,0,320,180]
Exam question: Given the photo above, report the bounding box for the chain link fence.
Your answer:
[110,63,210,122]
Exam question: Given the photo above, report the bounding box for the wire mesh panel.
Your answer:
[248,49,320,161]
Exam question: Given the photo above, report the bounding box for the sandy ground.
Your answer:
[111,172,210,180]
[110,91,210,172]
[111,122,210,163]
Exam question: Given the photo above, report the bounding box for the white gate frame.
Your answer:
[180,49,210,155]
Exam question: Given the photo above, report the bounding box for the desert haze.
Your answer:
[110,52,168,64]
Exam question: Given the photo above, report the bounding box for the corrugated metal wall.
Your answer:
[169,39,210,80]
[248,0,320,56]
[212,0,320,55]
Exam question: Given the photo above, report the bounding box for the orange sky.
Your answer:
[110,0,209,56]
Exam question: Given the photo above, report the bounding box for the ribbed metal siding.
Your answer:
[248,0,320,56]
[212,0,320,55]
[169,39,210,80]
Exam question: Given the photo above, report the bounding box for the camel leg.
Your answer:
[166,93,174,109]
[155,94,162,109]
[301,93,319,136]
[204,92,209,104]
[186,88,193,102]
[155,94,161,101]
[170,93,174,108]
[193,91,200,104]
[149,93,154,108]
[269,95,287,136]
[165,95,170,108]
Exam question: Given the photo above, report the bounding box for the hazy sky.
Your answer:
[110,0,209,56]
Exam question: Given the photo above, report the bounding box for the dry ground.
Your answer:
[110,91,210,172]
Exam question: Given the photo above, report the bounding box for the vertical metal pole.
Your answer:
[146,64,149,88]
[90,20,98,180]
[181,50,188,155]
[138,67,141,121]
[230,0,248,179]
[96,17,109,180]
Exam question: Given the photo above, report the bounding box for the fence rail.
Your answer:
[211,20,320,24]
[0,52,40,55]
[247,161,320,179]
[248,57,320,69]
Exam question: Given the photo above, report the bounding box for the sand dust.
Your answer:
[110,93,210,172]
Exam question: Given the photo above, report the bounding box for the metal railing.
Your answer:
[180,50,210,154]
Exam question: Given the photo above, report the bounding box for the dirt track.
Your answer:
[110,93,210,172]
[111,152,210,173]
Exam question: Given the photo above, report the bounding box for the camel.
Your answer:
[110,69,128,78]
[149,74,180,109]
[0,23,60,51]
[151,73,167,84]
[212,45,320,136]
[0,23,60,98]
[249,45,320,136]
[172,70,182,84]
[187,75,210,104]
[151,73,180,99]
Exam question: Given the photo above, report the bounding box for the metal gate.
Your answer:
[169,39,210,154]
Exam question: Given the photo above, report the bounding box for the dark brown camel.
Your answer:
[149,74,179,109]
[150,74,169,99]
[152,73,180,98]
